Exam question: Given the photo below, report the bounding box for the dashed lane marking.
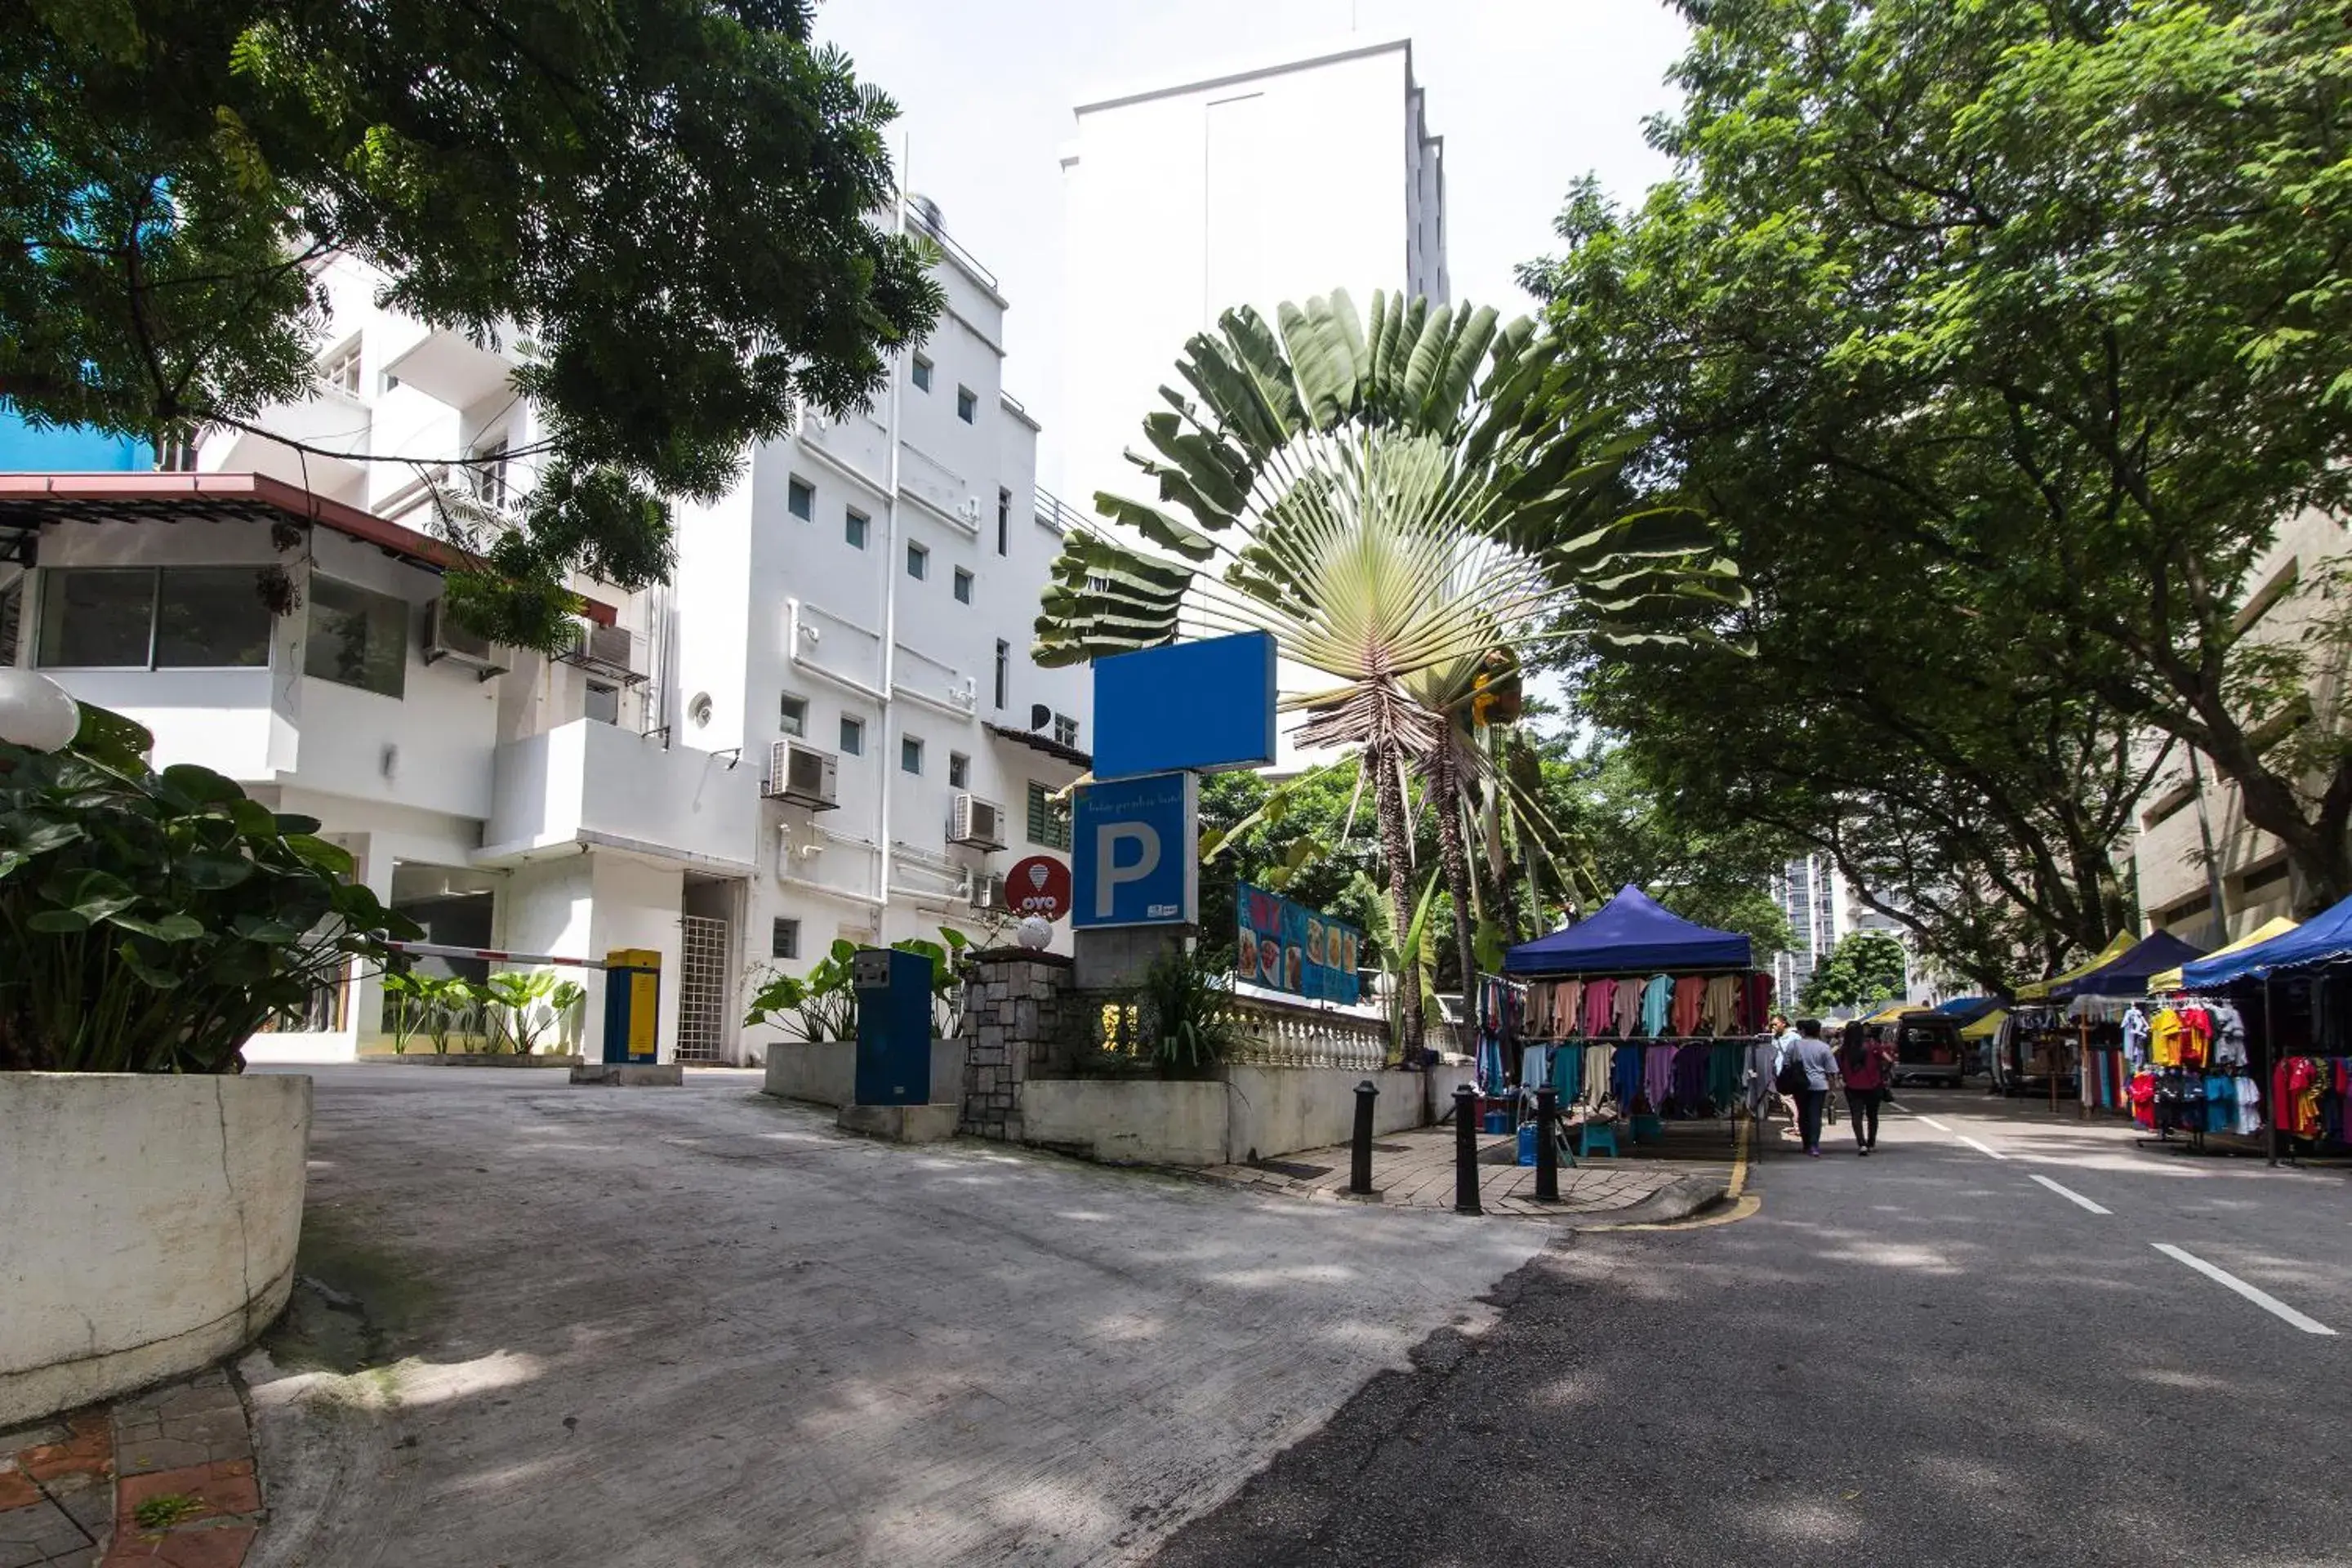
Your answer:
[1917,1116,1953,1133]
[2029,1172,2112,1215]
[2152,1243,2336,1336]
[1958,1135,2009,1161]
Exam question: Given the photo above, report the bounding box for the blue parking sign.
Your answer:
[1071,771,1198,929]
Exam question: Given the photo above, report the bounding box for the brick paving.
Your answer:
[0,1372,262,1568]
[1201,1116,1742,1218]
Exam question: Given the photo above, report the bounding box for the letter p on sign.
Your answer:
[1095,822,1160,919]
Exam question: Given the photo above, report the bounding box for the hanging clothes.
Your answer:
[1613,977,1644,1038]
[1584,1043,1613,1108]
[1638,973,1673,1037]
[1670,976,1705,1037]
[1583,978,1617,1038]
[1701,975,1740,1037]
[2122,1005,2150,1067]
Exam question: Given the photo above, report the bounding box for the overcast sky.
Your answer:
[814,0,1693,488]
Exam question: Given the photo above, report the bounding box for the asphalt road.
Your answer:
[1147,1089,2352,1568]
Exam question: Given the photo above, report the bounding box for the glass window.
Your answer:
[470,437,510,509]
[38,568,156,667]
[305,577,408,698]
[906,542,929,581]
[845,508,869,550]
[994,639,1009,710]
[952,568,973,604]
[956,386,977,423]
[771,917,800,960]
[901,735,924,775]
[318,340,363,397]
[1053,712,1079,748]
[839,715,864,755]
[1026,781,1071,851]
[788,477,815,522]
[996,488,1009,555]
[585,680,620,725]
[780,693,808,737]
[948,751,969,788]
[154,568,273,668]
[912,355,933,393]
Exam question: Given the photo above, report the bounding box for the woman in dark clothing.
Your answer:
[1839,1022,1895,1154]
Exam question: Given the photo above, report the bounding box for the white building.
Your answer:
[1056,37,1446,768]
[0,201,1089,1067]
[1771,853,1922,1008]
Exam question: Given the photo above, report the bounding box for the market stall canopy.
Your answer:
[2150,917,2297,993]
[2049,930,2207,1002]
[1862,1002,1913,1025]
[1961,1008,2008,1041]
[1932,995,2004,1026]
[2012,930,2137,1001]
[1503,884,1753,975]
[2181,893,2352,988]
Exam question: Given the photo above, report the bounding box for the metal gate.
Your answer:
[676,914,730,1062]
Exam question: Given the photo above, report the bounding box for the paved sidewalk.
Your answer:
[1200,1118,1741,1218]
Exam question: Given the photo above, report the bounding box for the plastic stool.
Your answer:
[1577,1121,1619,1159]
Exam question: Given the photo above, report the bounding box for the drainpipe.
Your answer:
[871,142,911,933]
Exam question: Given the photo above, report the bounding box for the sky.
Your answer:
[814,0,1694,490]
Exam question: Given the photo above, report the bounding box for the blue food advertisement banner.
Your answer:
[1235,882,1362,1004]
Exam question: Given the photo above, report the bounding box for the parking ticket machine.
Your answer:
[852,947,933,1106]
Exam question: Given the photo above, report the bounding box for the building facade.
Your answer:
[1770,853,1922,1009]
[0,204,1089,1067]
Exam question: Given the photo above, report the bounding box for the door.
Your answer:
[675,913,729,1062]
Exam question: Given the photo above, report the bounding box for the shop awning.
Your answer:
[2149,918,2297,993]
[2012,930,2137,1002]
[1961,1008,2008,1041]
[1862,1002,1913,1024]
[1932,995,2002,1025]
[1502,884,1753,975]
[2181,893,2352,988]
[2048,930,2207,1002]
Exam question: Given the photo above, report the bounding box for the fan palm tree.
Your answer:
[1036,289,1740,1054]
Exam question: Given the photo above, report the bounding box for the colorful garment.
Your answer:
[1670,976,1705,1037]
[1613,976,1644,1037]
[1640,974,1673,1036]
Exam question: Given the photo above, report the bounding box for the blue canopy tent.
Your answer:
[2048,931,2207,1002]
[2182,891,2352,988]
[1931,996,2002,1026]
[1503,884,1753,975]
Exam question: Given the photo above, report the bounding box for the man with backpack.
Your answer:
[1780,1018,1842,1157]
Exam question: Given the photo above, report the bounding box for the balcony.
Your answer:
[384,326,515,412]
[483,719,756,872]
[205,386,370,492]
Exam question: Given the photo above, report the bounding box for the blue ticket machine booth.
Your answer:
[853,947,933,1106]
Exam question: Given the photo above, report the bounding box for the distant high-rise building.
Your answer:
[1771,853,1918,1009]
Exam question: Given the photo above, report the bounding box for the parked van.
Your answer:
[1885,1012,1967,1089]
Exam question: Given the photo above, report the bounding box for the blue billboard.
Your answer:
[1071,770,1198,929]
[1091,630,1276,782]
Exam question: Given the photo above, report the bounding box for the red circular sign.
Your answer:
[1005,855,1073,921]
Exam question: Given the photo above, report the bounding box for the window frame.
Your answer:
[788,475,817,523]
[906,541,929,581]
[844,507,869,550]
[779,693,808,738]
[771,917,801,960]
[996,488,1010,556]
[994,639,1009,710]
[35,565,276,673]
[952,567,973,604]
[303,574,410,699]
[1026,780,1072,852]
[956,385,977,424]
[838,714,866,756]
[948,751,970,789]
[317,337,364,399]
[900,734,924,776]
[911,354,933,393]
[1053,711,1080,748]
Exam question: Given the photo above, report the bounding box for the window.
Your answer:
[305,577,408,697]
[906,542,929,581]
[994,639,1009,710]
[771,917,801,960]
[1053,711,1079,748]
[996,488,1009,556]
[952,568,973,604]
[948,751,969,788]
[318,339,363,397]
[585,680,620,726]
[844,508,869,549]
[839,714,865,755]
[1026,781,1071,851]
[37,568,272,670]
[788,476,816,522]
[911,354,933,393]
[469,436,510,509]
[779,693,808,737]
[901,735,924,775]
[956,385,977,423]
[0,577,19,666]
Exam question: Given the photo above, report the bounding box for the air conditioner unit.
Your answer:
[421,598,508,677]
[949,793,1006,850]
[964,870,1008,908]
[765,740,840,810]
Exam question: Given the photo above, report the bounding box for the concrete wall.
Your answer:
[0,1073,310,1425]
[1223,1063,1458,1166]
[1021,1079,1231,1166]
[761,1037,965,1110]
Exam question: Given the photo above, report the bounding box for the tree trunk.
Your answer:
[1372,741,1425,1063]
[1432,746,1482,1059]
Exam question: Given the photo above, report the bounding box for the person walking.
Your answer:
[1787,1018,1841,1157]
[1839,1021,1895,1154]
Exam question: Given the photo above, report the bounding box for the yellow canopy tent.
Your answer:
[2013,930,2138,1002]
[2148,916,2299,993]
[1961,1008,2007,1041]
[1863,1002,1913,1024]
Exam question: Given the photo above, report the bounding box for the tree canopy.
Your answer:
[0,0,941,646]
[1526,0,2352,938]
[1799,932,1910,1014]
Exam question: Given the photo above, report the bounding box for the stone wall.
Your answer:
[957,948,1072,1142]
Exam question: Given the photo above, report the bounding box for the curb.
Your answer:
[1558,1171,1732,1230]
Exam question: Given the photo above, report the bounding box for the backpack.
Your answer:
[1775,1050,1808,1096]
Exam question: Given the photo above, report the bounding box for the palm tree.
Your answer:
[1036,289,1739,1054]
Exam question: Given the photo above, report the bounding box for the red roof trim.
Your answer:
[0,471,620,626]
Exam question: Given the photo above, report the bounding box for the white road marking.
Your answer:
[2152,1244,2336,1336]
[1886,1101,1909,1114]
[1958,1135,2008,1160]
[2029,1173,2112,1215]
[1917,1116,1952,1133]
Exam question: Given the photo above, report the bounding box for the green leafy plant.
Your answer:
[744,928,974,1042]
[131,1494,207,1530]
[547,978,588,1053]
[0,706,416,1073]
[483,969,568,1055]
[381,965,427,1055]
[1135,947,1242,1077]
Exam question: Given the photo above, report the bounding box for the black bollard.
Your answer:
[1534,1085,1559,1202]
[1453,1083,1483,1215]
[1349,1079,1379,1195]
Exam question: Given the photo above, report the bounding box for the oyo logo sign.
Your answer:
[1004,855,1072,922]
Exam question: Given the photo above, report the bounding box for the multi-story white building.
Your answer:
[1770,853,1921,1007]
[1056,37,1446,769]
[0,200,1089,1066]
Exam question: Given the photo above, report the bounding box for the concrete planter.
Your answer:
[387,1052,586,1069]
[761,1038,965,1111]
[0,1071,311,1426]
[1022,1078,1230,1166]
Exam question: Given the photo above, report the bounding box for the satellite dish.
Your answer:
[1029,703,1052,731]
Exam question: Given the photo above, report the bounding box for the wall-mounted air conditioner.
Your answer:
[969,871,1009,909]
[949,793,1006,850]
[421,599,508,678]
[765,741,840,810]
